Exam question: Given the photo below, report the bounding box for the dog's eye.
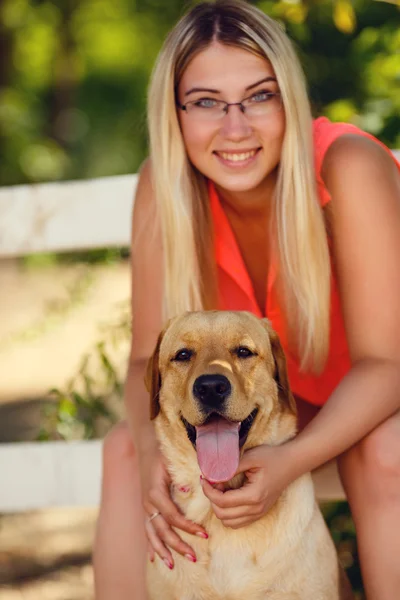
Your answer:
[235,346,255,358]
[172,348,193,362]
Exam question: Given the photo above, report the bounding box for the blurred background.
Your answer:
[0,0,399,598]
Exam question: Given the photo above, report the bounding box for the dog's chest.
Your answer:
[150,538,292,600]
[204,544,271,597]
[147,478,339,600]
[171,516,294,598]
[170,490,283,590]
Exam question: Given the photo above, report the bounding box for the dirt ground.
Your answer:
[0,508,98,600]
[0,258,130,599]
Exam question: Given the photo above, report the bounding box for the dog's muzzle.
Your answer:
[193,374,231,411]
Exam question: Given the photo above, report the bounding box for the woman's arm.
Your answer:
[200,135,400,526]
[287,134,400,475]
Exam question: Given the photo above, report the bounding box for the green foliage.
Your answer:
[37,300,130,440]
[0,0,399,186]
[322,501,363,597]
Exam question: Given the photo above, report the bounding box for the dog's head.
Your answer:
[145,311,297,483]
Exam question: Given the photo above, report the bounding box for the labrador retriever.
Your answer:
[145,311,353,600]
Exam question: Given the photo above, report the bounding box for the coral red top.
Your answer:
[211,117,400,406]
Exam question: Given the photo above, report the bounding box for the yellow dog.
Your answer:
[145,311,353,600]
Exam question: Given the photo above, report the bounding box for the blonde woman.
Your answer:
[93,1,400,598]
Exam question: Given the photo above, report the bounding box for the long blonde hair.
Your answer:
[147,0,330,372]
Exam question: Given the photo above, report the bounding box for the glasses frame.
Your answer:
[177,91,281,118]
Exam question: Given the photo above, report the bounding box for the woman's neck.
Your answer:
[214,169,277,220]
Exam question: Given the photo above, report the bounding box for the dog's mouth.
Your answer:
[181,408,258,483]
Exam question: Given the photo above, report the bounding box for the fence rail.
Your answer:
[1,151,399,511]
[0,441,102,512]
[0,174,137,257]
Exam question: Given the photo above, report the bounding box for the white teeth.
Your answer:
[219,150,257,162]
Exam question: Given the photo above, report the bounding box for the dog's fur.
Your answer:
[145,311,353,600]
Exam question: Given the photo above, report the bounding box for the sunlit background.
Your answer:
[0,1,399,598]
[1,0,399,186]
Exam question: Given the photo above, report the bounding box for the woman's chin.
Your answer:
[212,172,271,195]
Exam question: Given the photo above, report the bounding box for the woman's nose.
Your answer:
[219,105,253,140]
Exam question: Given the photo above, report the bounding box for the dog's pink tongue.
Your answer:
[196,418,240,483]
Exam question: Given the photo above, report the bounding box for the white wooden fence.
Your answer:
[0,174,137,513]
[1,151,399,512]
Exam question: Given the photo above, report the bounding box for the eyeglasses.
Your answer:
[177,91,282,121]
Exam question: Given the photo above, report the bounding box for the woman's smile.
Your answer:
[213,147,262,168]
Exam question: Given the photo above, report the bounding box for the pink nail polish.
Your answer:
[185,553,197,563]
[196,531,209,539]
[163,558,173,570]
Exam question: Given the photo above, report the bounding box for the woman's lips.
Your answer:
[213,148,261,168]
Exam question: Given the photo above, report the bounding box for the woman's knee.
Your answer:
[102,420,137,474]
[339,411,400,496]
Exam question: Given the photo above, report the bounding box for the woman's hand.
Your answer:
[139,444,208,568]
[200,443,298,529]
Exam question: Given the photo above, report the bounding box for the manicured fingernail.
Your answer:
[179,485,191,493]
[185,553,197,562]
[163,558,173,570]
[196,531,208,539]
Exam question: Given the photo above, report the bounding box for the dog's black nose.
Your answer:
[193,374,231,408]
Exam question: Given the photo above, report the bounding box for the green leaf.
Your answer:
[59,397,78,417]
[71,391,91,407]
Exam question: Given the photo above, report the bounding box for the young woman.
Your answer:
[93,2,400,599]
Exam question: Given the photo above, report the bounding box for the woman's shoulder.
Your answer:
[313,116,397,162]
[313,116,364,152]
[315,120,400,250]
[312,117,400,207]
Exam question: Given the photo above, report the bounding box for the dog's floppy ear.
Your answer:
[261,318,297,416]
[144,330,164,420]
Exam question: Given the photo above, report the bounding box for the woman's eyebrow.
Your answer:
[184,86,219,97]
[245,76,277,91]
[184,76,277,97]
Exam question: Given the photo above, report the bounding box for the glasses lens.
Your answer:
[243,93,282,117]
[186,100,226,120]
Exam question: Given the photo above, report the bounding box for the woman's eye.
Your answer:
[250,91,273,103]
[194,98,218,109]
[173,349,193,362]
[235,346,255,358]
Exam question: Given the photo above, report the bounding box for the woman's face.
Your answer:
[177,42,285,196]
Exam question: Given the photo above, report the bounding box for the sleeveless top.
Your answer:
[210,117,400,406]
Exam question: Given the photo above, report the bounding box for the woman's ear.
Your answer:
[260,318,297,417]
